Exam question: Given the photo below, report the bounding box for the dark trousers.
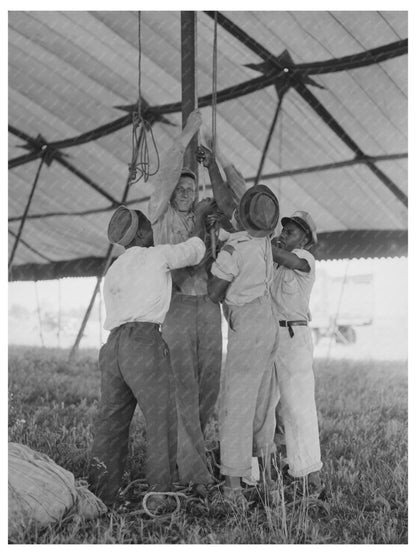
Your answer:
[88,322,177,505]
[162,294,222,484]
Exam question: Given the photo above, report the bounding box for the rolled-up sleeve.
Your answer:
[161,237,206,270]
[211,245,239,282]
[292,248,315,274]
[148,140,186,225]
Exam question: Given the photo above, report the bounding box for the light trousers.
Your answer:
[275,325,322,477]
[220,296,278,478]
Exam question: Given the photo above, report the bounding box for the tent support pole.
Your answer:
[68,171,133,361]
[181,11,198,199]
[8,156,45,275]
[68,248,113,362]
[254,92,285,186]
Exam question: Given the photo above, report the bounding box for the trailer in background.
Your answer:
[310,270,374,345]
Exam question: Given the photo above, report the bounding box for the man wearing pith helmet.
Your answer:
[270,210,323,495]
[207,184,280,505]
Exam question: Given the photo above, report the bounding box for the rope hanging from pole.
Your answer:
[193,12,206,198]
[128,11,160,185]
[209,12,219,258]
[211,11,218,161]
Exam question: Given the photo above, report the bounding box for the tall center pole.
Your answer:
[181,11,199,200]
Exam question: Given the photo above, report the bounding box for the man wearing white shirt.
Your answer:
[270,211,322,494]
[89,205,206,507]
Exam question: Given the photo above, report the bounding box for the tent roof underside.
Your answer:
[8,11,408,280]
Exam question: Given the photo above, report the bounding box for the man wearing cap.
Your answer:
[147,110,232,489]
[88,205,207,508]
[270,211,323,494]
[207,184,280,504]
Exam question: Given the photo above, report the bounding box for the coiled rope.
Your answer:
[128,11,160,185]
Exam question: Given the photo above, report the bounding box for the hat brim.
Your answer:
[238,185,279,237]
[281,216,318,246]
[107,206,139,246]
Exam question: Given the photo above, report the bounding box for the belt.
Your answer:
[116,321,161,332]
[279,320,308,338]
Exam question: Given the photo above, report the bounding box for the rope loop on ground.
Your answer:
[142,491,187,518]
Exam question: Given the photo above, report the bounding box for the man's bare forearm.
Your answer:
[271,243,310,272]
[206,160,237,218]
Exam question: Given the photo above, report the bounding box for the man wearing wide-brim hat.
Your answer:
[88,205,207,511]
[270,210,323,495]
[207,184,280,505]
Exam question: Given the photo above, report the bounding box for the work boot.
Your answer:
[222,486,249,510]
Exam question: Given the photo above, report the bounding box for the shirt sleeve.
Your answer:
[292,248,315,274]
[223,164,247,203]
[159,237,206,270]
[148,140,186,225]
[211,243,240,282]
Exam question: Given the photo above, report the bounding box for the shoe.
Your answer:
[144,493,176,515]
[289,471,323,498]
[192,483,210,498]
[262,476,279,492]
[222,486,249,509]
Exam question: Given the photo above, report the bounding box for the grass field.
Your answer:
[8,345,408,544]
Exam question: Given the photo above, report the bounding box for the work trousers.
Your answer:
[220,296,278,478]
[89,322,177,505]
[162,293,222,484]
[274,325,322,477]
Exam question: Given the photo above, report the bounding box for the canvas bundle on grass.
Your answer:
[8,442,107,542]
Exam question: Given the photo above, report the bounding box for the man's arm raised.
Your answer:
[148,110,202,225]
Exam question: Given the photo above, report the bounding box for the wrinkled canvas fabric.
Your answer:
[8,443,106,541]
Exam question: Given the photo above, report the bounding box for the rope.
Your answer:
[211,11,218,160]
[142,491,187,518]
[206,12,219,258]
[137,11,143,122]
[128,11,160,185]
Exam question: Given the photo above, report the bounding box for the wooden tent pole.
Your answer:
[181,11,198,200]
